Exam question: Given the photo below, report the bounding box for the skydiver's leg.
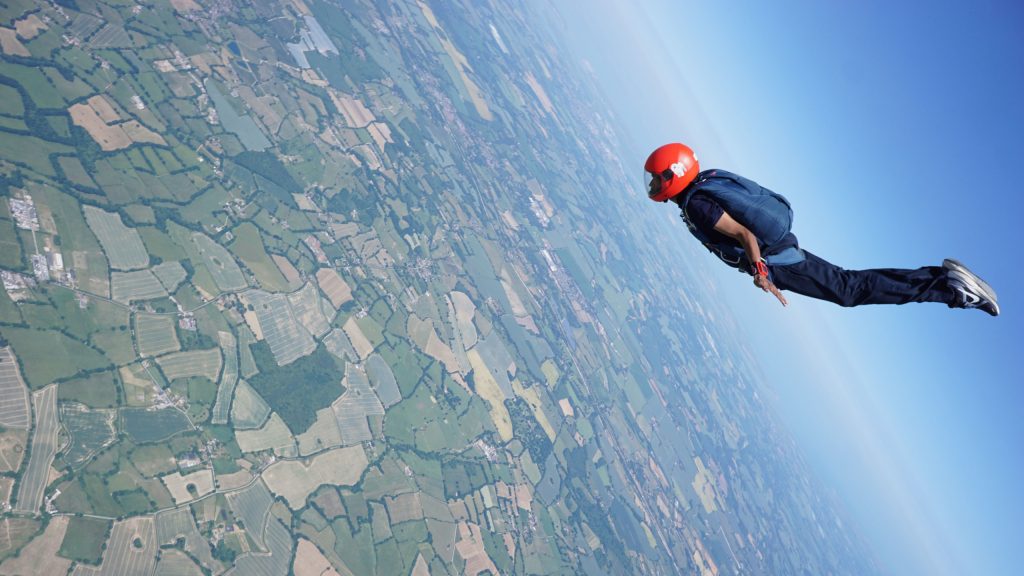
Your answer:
[769,250,956,307]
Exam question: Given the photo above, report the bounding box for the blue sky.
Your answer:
[555,1,1024,574]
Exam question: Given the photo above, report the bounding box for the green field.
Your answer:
[122,407,192,443]
[58,516,112,565]
[57,369,119,408]
[3,327,111,389]
[228,222,290,291]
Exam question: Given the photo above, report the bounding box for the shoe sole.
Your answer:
[943,259,998,301]
[944,259,999,316]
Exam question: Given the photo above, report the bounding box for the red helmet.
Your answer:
[645,143,699,202]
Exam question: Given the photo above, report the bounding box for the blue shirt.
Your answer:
[676,191,799,256]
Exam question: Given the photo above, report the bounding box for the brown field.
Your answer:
[68,96,166,151]
[294,538,340,576]
[14,15,47,40]
[385,492,424,524]
[162,469,215,504]
[316,268,352,309]
[272,255,303,288]
[467,350,513,441]
[170,0,202,12]
[121,120,166,146]
[262,446,368,509]
[0,28,29,57]
[342,317,373,359]
[329,92,374,128]
[68,103,132,151]
[215,468,253,491]
[524,72,556,117]
[0,516,70,576]
[311,488,345,518]
[454,522,499,576]
[0,477,12,504]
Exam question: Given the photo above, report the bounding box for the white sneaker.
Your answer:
[943,259,999,316]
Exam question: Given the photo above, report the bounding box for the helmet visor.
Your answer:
[645,168,675,200]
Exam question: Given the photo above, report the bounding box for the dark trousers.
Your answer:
[770,250,955,307]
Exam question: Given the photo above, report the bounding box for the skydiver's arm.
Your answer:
[713,211,788,307]
[712,210,763,267]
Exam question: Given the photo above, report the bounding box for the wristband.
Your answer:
[753,260,769,277]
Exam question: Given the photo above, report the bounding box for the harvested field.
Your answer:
[226,480,273,549]
[0,28,30,57]
[235,413,295,456]
[288,282,331,337]
[0,518,40,561]
[467,350,513,441]
[322,328,358,363]
[161,468,215,504]
[272,255,302,288]
[454,522,499,576]
[244,290,315,366]
[14,14,48,40]
[111,269,167,303]
[0,515,70,575]
[408,315,458,373]
[226,516,292,576]
[72,516,156,576]
[450,290,478,348]
[295,406,343,456]
[135,314,180,357]
[0,347,30,430]
[152,260,187,291]
[342,317,373,359]
[82,206,149,270]
[157,348,222,381]
[315,268,352,308]
[294,538,340,576]
[154,549,203,575]
[331,363,383,445]
[385,491,425,524]
[262,445,368,509]
[68,96,166,151]
[13,384,58,514]
[230,379,271,429]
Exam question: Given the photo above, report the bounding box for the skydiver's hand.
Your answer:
[754,274,788,307]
